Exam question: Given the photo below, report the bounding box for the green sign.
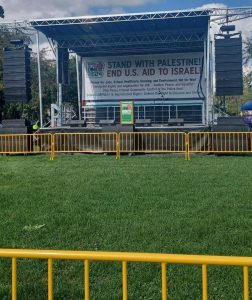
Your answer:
[120,101,134,125]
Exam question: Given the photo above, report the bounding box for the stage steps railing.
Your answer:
[0,248,251,300]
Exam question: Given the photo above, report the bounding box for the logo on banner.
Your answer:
[87,62,105,78]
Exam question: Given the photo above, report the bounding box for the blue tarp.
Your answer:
[241,100,252,111]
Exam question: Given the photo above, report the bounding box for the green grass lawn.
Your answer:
[0,154,252,299]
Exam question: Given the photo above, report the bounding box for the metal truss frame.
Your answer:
[211,7,252,23]
[30,10,210,26]
[29,7,252,26]
[0,21,35,35]
[55,31,205,49]
[73,45,204,57]
[1,7,251,35]
[214,32,242,40]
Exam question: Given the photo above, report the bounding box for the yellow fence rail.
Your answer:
[119,132,187,158]
[0,249,251,300]
[0,133,53,159]
[53,132,117,154]
[188,132,252,160]
[1,132,252,160]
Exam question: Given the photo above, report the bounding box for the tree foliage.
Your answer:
[30,51,57,120]
[244,36,252,65]
[0,28,78,122]
[30,52,78,121]
[0,5,4,18]
[0,27,31,120]
[0,6,78,122]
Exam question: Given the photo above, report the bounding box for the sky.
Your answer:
[1,0,252,21]
[0,0,251,60]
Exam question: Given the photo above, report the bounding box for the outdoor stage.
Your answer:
[30,8,213,129]
[39,124,209,135]
[1,7,252,134]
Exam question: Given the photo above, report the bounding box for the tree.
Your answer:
[0,6,4,18]
[0,6,78,122]
[241,36,252,105]
[30,53,79,122]
[244,36,252,66]
[63,57,78,114]
[0,27,31,120]
[30,51,57,120]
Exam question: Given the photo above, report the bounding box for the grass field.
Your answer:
[0,154,252,299]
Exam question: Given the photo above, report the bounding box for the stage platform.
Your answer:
[39,124,209,134]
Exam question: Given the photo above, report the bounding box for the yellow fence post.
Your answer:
[122,261,128,300]
[84,260,90,300]
[243,266,249,300]
[161,262,167,300]
[50,134,55,161]
[202,264,208,300]
[12,257,17,300]
[116,133,120,160]
[250,133,252,155]
[185,133,190,161]
[48,258,53,300]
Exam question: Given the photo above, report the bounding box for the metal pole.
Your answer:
[206,19,211,125]
[204,33,207,80]
[56,46,62,126]
[76,54,81,121]
[36,31,43,128]
[202,102,205,125]
[59,83,62,126]
[210,40,214,124]
[56,46,59,105]
[82,57,86,122]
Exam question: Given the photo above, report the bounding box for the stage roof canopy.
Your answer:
[31,9,210,57]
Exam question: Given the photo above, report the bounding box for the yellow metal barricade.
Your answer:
[119,132,187,159]
[53,132,118,158]
[0,134,52,156]
[0,249,251,300]
[1,132,252,161]
[188,132,252,159]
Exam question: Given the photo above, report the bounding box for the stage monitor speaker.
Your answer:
[215,36,243,96]
[57,48,69,85]
[3,45,31,103]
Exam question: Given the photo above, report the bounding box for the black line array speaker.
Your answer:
[58,48,69,85]
[215,36,243,96]
[3,45,32,103]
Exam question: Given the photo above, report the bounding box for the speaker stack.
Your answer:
[3,43,32,103]
[58,48,69,85]
[215,34,243,96]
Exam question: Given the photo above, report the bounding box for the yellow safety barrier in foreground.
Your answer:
[0,134,53,159]
[0,249,251,300]
[53,132,118,158]
[119,132,187,159]
[1,132,252,161]
[188,132,252,160]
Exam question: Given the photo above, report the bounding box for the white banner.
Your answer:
[83,53,205,101]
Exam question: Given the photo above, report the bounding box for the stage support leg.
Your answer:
[36,31,43,128]
[76,54,81,121]
[56,45,62,126]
